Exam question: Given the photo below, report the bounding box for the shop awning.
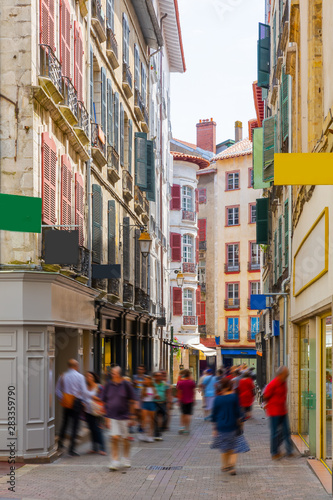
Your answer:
[187,342,217,357]
[221,349,256,356]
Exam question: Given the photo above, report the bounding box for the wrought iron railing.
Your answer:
[92,0,105,30]
[39,44,62,96]
[61,76,78,119]
[135,288,149,311]
[248,261,260,271]
[123,63,133,90]
[106,27,118,59]
[183,262,196,273]
[143,106,149,125]
[91,123,106,157]
[108,278,120,296]
[107,144,119,172]
[224,298,240,309]
[224,330,240,341]
[123,282,133,303]
[182,210,195,222]
[76,101,89,137]
[183,316,196,326]
[135,88,144,115]
[134,185,143,208]
[225,262,240,273]
[123,169,133,194]
[143,197,149,215]
[200,283,206,293]
[199,241,207,251]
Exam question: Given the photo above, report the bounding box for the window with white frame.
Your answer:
[227,206,239,226]
[227,243,239,270]
[183,289,193,316]
[182,186,193,211]
[250,204,256,223]
[227,172,239,190]
[182,234,193,262]
[250,281,260,295]
[250,242,260,266]
[227,282,239,302]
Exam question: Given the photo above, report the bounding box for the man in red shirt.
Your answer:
[263,366,294,459]
[177,369,196,434]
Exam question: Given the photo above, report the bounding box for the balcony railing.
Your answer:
[59,76,78,125]
[135,287,149,311]
[225,262,240,273]
[92,0,106,42]
[107,144,120,182]
[183,316,196,326]
[200,282,206,293]
[224,330,240,341]
[143,197,149,215]
[199,241,207,251]
[141,106,149,132]
[122,169,133,201]
[123,282,133,304]
[247,330,257,342]
[39,44,62,102]
[224,298,240,309]
[183,262,196,274]
[108,278,120,297]
[106,27,119,68]
[134,185,144,215]
[74,101,89,144]
[182,210,196,222]
[248,261,260,271]
[91,123,107,166]
[134,88,144,121]
[122,63,133,97]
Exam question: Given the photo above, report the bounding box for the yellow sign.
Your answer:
[274,153,333,185]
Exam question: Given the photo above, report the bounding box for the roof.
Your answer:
[211,138,252,162]
[173,138,197,150]
[171,138,215,160]
[200,338,216,349]
[171,151,210,169]
[132,0,164,48]
[158,0,186,73]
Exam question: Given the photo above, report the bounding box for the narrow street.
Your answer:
[0,403,328,500]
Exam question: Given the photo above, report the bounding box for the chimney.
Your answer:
[235,121,243,143]
[196,118,216,154]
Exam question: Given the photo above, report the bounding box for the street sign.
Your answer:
[250,294,269,310]
[44,230,79,265]
[92,264,121,279]
[0,193,42,233]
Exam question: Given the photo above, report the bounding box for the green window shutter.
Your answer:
[123,216,130,281]
[120,102,124,166]
[90,45,94,120]
[274,230,277,283]
[135,132,148,189]
[256,197,269,244]
[114,92,119,152]
[253,127,270,189]
[281,66,289,142]
[92,184,103,264]
[257,23,270,89]
[146,139,155,201]
[278,216,283,277]
[135,228,140,288]
[263,115,276,181]
[284,200,289,268]
[107,78,113,146]
[128,119,133,175]
[101,68,106,132]
[108,199,115,264]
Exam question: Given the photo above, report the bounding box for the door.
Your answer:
[321,315,332,471]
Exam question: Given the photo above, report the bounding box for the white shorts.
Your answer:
[107,418,129,438]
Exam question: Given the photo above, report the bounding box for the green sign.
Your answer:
[0,193,42,233]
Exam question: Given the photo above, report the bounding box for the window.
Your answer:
[122,13,130,65]
[250,242,260,270]
[198,188,207,204]
[226,172,239,190]
[182,186,193,211]
[250,281,260,296]
[182,234,193,263]
[141,63,147,104]
[75,173,84,246]
[184,289,193,316]
[248,168,254,188]
[134,45,140,89]
[226,243,239,272]
[226,206,239,226]
[227,317,239,340]
[227,283,239,302]
[249,203,256,223]
[250,317,259,340]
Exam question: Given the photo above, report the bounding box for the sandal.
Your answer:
[229,469,237,475]
[221,466,231,472]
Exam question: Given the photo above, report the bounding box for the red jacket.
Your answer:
[238,378,255,408]
[263,377,288,417]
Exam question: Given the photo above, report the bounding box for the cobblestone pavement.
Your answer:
[0,403,329,500]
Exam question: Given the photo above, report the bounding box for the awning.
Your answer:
[221,349,256,356]
[187,342,217,357]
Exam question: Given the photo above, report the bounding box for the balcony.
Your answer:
[182,210,196,222]
[183,262,196,274]
[73,101,89,146]
[106,28,119,69]
[91,123,107,168]
[142,197,149,223]
[39,44,63,104]
[134,88,144,121]
[224,331,240,342]
[225,262,240,273]
[59,77,78,126]
[122,63,133,98]
[200,282,206,293]
[247,331,257,342]
[122,169,133,202]
[107,144,120,183]
[248,261,260,272]
[199,241,207,251]
[135,287,149,312]
[134,185,144,215]
[275,37,284,81]
[183,316,197,326]
[141,106,149,133]
[199,325,207,337]
[270,75,278,105]
[107,278,120,299]
[224,298,240,310]
[123,282,133,305]
[91,0,106,43]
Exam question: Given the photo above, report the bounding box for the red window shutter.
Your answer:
[198,219,206,242]
[61,155,72,228]
[170,232,181,262]
[42,132,57,225]
[40,0,55,50]
[170,184,181,210]
[75,172,84,246]
[198,188,206,204]
[196,287,201,318]
[60,0,71,78]
[198,301,206,326]
[196,236,199,263]
[74,22,83,102]
[195,188,199,213]
[173,287,182,316]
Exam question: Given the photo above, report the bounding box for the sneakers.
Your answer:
[109,460,121,470]
[122,458,131,468]
[154,436,163,441]
[178,428,185,434]
[146,437,154,443]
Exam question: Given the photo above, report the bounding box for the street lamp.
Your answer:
[138,230,152,257]
[176,272,184,287]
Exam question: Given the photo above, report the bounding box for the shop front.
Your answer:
[221,348,257,370]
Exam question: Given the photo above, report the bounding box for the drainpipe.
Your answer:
[87,2,92,288]
[281,277,290,367]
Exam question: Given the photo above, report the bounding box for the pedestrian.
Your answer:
[177,369,196,434]
[237,370,255,420]
[211,378,250,475]
[56,359,90,456]
[201,369,217,420]
[84,372,106,455]
[139,375,157,442]
[160,370,172,431]
[198,369,208,410]
[263,366,294,460]
[153,372,168,441]
[102,366,138,470]
[132,365,146,434]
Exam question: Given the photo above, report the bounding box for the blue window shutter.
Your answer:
[146,139,155,201]
[107,78,113,146]
[134,45,140,89]
[128,119,133,175]
[106,0,114,31]
[108,199,115,264]
[120,102,124,166]
[114,92,119,152]
[135,132,147,189]
[101,68,106,132]
[92,184,103,264]
[90,45,94,120]
[257,23,270,89]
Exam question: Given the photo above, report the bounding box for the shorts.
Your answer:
[142,402,156,412]
[107,418,129,438]
[205,396,215,412]
[181,403,193,415]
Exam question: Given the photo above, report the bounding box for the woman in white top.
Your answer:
[84,372,106,455]
[139,375,157,442]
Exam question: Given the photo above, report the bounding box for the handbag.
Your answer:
[90,400,106,417]
[59,375,75,409]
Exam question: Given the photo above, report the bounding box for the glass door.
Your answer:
[299,324,310,445]
[322,316,332,471]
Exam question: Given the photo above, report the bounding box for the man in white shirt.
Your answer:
[56,359,89,456]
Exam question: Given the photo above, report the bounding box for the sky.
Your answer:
[170,0,265,145]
